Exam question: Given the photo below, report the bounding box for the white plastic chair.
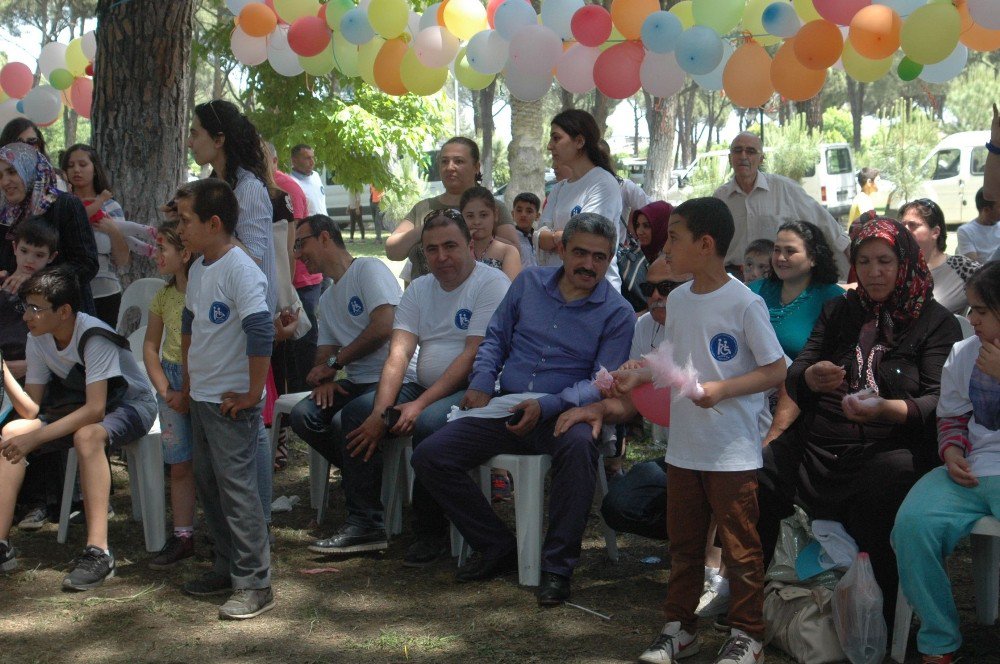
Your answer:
[890,516,1000,662]
[268,391,311,462]
[115,277,165,335]
[454,453,620,587]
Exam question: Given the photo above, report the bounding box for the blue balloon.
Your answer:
[761,2,800,38]
[692,40,734,91]
[674,26,723,76]
[15,100,24,113]
[641,11,683,54]
[341,8,375,46]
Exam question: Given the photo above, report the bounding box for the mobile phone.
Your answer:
[382,407,401,429]
[506,410,525,427]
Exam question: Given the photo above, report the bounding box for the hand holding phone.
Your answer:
[382,407,401,430]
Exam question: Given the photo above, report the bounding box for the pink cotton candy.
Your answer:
[842,388,878,412]
[593,366,615,391]
[642,342,705,400]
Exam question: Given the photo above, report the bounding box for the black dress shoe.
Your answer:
[537,571,571,606]
[455,549,518,583]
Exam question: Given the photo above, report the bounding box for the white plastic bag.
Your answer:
[832,552,887,664]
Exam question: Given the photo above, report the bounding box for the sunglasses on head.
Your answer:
[639,280,684,298]
[422,208,463,225]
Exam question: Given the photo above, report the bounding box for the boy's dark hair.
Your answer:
[975,187,994,213]
[966,260,1000,320]
[421,208,472,243]
[857,167,879,188]
[744,238,774,257]
[672,197,734,258]
[768,220,839,285]
[19,265,82,314]
[297,214,345,249]
[174,179,239,235]
[512,192,540,212]
[14,216,59,254]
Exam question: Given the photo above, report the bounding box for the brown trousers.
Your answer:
[663,464,765,640]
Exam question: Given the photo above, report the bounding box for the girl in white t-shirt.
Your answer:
[460,186,521,282]
[892,262,1000,664]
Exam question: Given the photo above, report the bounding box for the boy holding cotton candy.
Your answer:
[613,197,785,664]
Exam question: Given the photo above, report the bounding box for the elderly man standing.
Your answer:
[713,131,850,279]
[411,213,635,607]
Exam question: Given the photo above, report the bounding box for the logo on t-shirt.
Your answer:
[348,296,365,317]
[570,205,582,217]
[209,301,231,324]
[454,308,472,330]
[710,333,738,362]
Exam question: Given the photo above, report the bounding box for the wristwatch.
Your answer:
[326,352,343,371]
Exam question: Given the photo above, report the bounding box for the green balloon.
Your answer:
[897,57,922,82]
[300,44,335,76]
[49,68,75,91]
[326,0,354,31]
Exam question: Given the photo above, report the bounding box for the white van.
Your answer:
[912,131,990,226]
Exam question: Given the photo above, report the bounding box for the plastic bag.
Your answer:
[832,552,887,664]
[763,581,847,664]
[766,506,840,590]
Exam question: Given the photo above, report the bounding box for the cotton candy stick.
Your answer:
[642,342,705,399]
[592,366,615,391]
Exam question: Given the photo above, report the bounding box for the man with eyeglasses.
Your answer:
[286,214,416,555]
[713,132,850,280]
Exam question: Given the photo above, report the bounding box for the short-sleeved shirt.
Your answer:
[931,254,981,315]
[290,169,326,217]
[393,262,510,388]
[938,336,1000,478]
[25,312,156,428]
[630,312,665,362]
[749,279,845,359]
[956,220,1000,261]
[663,277,785,472]
[185,247,270,402]
[316,257,415,384]
[149,283,185,364]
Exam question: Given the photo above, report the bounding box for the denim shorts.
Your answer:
[158,360,193,464]
[34,402,152,455]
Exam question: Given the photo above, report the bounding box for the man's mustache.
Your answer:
[574,268,596,278]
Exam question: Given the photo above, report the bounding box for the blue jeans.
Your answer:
[601,459,668,540]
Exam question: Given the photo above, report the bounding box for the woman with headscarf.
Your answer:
[0,143,97,309]
[629,201,672,265]
[755,217,962,625]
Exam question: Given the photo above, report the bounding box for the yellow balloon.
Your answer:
[900,3,960,65]
[274,0,319,23]
[0,90,8,104]
[692,0,744,36]
[443,0,488,41]
[743,0,783,47]
[65,38,89,77]
[332,34,360,77]
[793,0,820,23]
[669,1,695,29]
[400,48,448,95]
[368,0,409,39]
[299,43,335,76]
[454,46,494,90]
[358,37,385,86]
[841,41,892,83]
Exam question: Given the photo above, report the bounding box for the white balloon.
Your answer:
[38,42,68,79]
[466,30,509,75]
[22,85,62,125]
[967,0,1000,31]
[493,0,538,41]
[225,0,258,14]
[555,43,599,94]
[0,99,25,130]
[407,10,421,38]
[691,39,734,90]
[919,44,969,84]
[541,0,584,41]
[413,26,460,68]
[420,3,441,31]
[641,52,686,98]
[504,65,552,102]
[507,24,562,77]
[267,25,305,76]
[232,26,268,66]
[81,30,97,60]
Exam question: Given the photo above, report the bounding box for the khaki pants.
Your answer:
[663,464,765,640]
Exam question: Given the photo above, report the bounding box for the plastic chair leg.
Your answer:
[126,448,142,522]
[127,435,166,553]
[510,455,549,587]
[595,458,619,562]
[890,585,913,663]
[309,448,331,525]
[381,438,410,538]
[57,449,78,544]
[971,533,1000,625]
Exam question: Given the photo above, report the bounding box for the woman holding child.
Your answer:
[756,217,963,623]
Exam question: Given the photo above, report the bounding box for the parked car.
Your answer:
[908,131,990,227]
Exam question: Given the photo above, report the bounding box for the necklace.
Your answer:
[474,238,494,260]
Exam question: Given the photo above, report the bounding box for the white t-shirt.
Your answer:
[291,170,326,216]
[25,313,156,428]
[185,248,270,402]
[393,263,510,388]
[538,167,623,289]
[630,312,665,361]
[938,336,1000,478]
[956,220,1000,261]
[316,257,415,384]
[662,277,784,472]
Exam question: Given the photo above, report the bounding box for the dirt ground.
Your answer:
[1,437,998,664]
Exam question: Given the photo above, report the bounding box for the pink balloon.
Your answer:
[70,77,93,119]
[813,0,871,26]
[571,5,612,47]
[631,383,670,427]
[287,16,331,57]
[0,63,33,99]
[593,40,644,99]
[555,43,599,94]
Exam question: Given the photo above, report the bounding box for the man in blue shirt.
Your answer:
[411,213,634,607]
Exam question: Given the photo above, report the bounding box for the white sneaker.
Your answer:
[713,629,764,664]
[638,622,701,664]
[696,585,731,617]
[17,507,48,531]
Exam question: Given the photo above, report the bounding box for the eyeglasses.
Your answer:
[730,146,760,156]
[293,233,320,252]
[639,280,684,298]
[22,303,53,317]
[422,208,464,225]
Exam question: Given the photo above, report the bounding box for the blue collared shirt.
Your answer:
[469,266,635,421]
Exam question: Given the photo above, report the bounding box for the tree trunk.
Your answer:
[846,78,865,152]
[479,80,496,190]
[63,106,78,146]
[644,96,677,200]
[507,96,546,202]
[93,0,193,285]
[591,90,611,138]
[560,88,574,112]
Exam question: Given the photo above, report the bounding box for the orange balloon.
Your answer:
[374,37,409,96]
[957,0,1000,52]
[437,0,449,27]
[770,39,826,102]
[610,0,659,40]
[848,5,901,60]
[793,19,843,70]
[723,42,774,108]
[239,3,278,38]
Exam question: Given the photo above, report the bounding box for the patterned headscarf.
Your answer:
[629,200,674,263]
[850,215,933,332]
[0,142,60,233]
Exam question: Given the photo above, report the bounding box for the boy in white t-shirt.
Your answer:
[175,179,275,621]
[0,266,156,589]
[614,197,785,664]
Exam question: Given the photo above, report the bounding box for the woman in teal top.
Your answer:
[750,220,845,358]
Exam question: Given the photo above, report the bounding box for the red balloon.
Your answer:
[288,16,331,57]
[71,77,94,119]
[0,62,33,99]
[85,63,94,77]
[571,5,613,48]
[594,40,644,99]
[813,0,870,26]
[631,383,670,427]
